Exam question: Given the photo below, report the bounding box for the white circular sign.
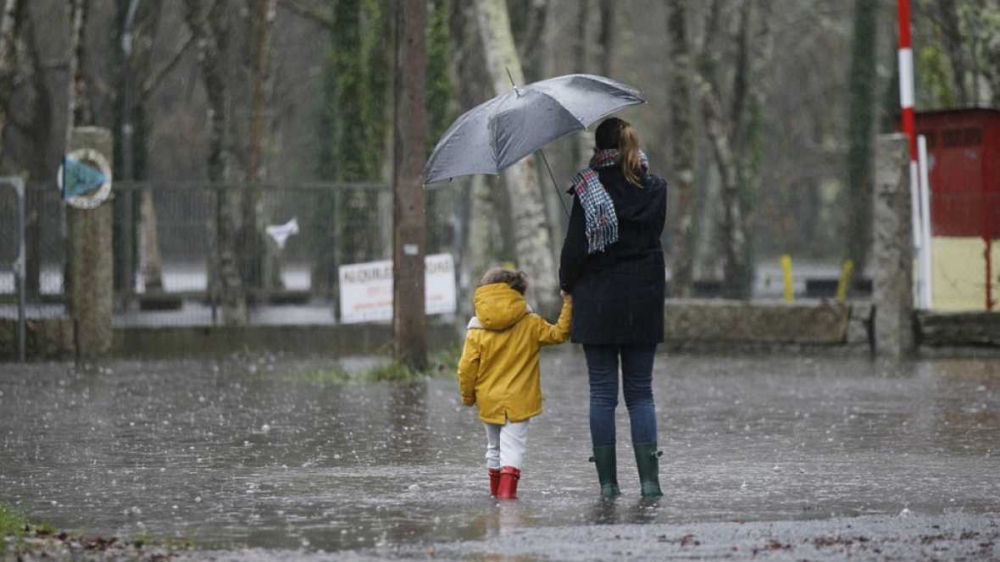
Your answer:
[57,148,113,209]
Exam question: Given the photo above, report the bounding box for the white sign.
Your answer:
[338,253,457,324]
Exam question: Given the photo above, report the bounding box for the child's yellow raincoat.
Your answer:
[457,283,572,424]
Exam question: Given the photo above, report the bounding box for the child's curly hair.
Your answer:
[478,267,528,295]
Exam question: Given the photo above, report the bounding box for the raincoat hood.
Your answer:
[471,283,528,331]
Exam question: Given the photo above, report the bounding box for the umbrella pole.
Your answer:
[538,149,570,218]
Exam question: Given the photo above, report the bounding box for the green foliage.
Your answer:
[0,503,28,547]
[321,0,370,181]
[918,45,955,108]
[291,366,351,384]
[1,502,192,556]
[365,346,460,381]
[363,0,391,180]
[427,343,463,377]
[286,345,460,385]
[365,361,419,381]
[427,0,454,148]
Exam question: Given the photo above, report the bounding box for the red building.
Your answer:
[915,108,1000,310]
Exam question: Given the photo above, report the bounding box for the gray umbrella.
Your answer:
[423,74,645,185]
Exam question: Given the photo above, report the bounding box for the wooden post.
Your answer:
[66,127,114,358]
[392,0,428,370]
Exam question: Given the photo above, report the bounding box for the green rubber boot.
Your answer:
[589,446,621,498]
[633,444,663,498]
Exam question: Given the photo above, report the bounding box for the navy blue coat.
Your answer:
[559,165,667,345]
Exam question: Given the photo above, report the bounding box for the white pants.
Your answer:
[484,419,530,470]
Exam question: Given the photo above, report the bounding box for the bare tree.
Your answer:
[65,0,90,136]
[509,0,549,81]
[449,0,497,318]
[666,0,696,297]
[183,0,247,325]
[474,0,558,313]
[241,0,278,290]
[571,0,590,169]
[695,0,773,299]
[22,8,52,298]
[596,0,615,77]
[131,2,168,293]
[0,0,23,159]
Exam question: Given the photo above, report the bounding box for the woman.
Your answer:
[559,117,667,498]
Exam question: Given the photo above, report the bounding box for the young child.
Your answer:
[457,267,572,500]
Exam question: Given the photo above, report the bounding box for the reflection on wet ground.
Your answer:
[1,350,997,552]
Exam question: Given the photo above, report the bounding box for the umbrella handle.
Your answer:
[539,149,570,219]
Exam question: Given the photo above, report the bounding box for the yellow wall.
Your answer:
[930,236,1000,311]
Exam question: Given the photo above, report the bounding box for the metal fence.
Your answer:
[0,178,26,360]
[108,181,464,326]
[3,180,466,329]
[1,183,69,304]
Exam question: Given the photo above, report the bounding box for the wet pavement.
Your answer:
[1,350,998,559]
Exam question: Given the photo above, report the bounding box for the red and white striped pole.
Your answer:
[897,0,926,307]
[897,0,917,160]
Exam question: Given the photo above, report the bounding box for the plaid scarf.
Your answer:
[570,149,649,254]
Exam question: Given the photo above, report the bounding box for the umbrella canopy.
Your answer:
[423,74,645,184]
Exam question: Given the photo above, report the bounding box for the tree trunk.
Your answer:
[510,0,548,81]
[242,0,278,292]
[0,0,23,160]
[393,0,427,370]
[23,8,49,299]
[132,3,164,292]
[474,0,558,314]
[450,0,492,314]
[572,0,590,169]
[695,0,753,300]
[184,0,247,325]
[597,0,615,77]
[65,0,88,136]
[697,74,749,299]
[115,0,164,295]
[666,0,696,297]
[845,0,879,284]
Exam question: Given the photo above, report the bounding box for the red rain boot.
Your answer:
[489,468,501,497]
[496,466,520,500]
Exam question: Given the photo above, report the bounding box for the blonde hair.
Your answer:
[595,117,643,187]
[618,124,643,187]
[478,267,528,294]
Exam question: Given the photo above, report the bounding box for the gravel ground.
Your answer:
[173,513,999,561]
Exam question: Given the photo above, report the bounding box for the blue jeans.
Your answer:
[583,344,658,448]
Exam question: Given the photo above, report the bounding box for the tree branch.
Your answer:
[140,33,194,100]
[698,0,723,61]
[729,0,752,131]
[277,0,333,29]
